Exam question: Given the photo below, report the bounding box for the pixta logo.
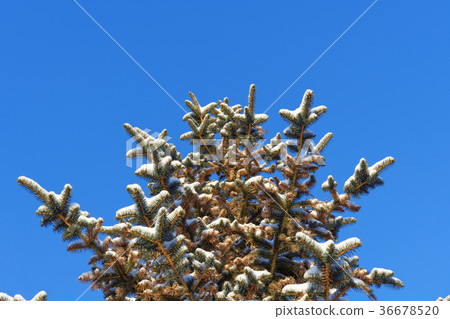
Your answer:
[189,138,325,166]
[125,129,173,169]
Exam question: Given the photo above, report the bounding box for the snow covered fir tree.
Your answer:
[2,85,406,301]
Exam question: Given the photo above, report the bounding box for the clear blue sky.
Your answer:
[1,1,449,301]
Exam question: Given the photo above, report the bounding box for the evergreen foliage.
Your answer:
[3,85,404,301]
[0,291,47,301]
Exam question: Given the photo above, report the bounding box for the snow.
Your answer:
[105,250,117,259]
[130,225,158,242]
[77,215,98,228]
[208,218,231,228]
[370,268,394,279]
[304,266,322,279]
[282,283,308,295]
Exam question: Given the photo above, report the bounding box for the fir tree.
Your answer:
[2,85,404,301]
[0,291,47,301]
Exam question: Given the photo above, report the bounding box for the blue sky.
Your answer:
[1,1,449,301]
